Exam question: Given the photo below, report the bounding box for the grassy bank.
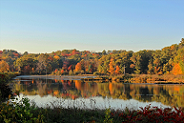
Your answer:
[129,74,184,84]
[82,74,184,84]
[1,96,184,123]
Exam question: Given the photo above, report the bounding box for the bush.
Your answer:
[0,73,8,84]
[0,73,12,102]
[0,97,40,123]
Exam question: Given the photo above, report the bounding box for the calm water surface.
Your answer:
[9,75,184,110]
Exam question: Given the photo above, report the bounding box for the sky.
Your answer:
[0,0,184,53]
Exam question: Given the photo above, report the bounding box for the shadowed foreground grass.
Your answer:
[1,97,184,123]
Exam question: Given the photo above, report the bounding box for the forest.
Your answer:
[0,38,184,76]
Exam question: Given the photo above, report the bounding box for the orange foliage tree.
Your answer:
[108,58,114,75]
[115,65,120,74]
[61,69,64,74]
[75,62,82,72]
[172,63,183,75]
[172,47,184,74]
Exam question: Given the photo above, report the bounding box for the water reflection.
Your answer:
[11,76,184,109]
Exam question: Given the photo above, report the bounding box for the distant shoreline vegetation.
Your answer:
[0,38,184,78]
[81,74,184,84]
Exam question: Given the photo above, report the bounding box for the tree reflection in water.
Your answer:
[12,78,184,108]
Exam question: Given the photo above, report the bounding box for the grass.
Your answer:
[129,74,184,84]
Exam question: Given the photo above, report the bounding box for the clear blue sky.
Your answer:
[0,0,183,53]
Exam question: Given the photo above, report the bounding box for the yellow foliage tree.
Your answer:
[0,60,9,72]
[53,55,60,60]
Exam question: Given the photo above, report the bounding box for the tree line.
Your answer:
[0,38,184,75]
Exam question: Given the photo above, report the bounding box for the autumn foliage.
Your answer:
[115,65,120,74]
[108,58,114,75]
[172,63,183,75]
[0,60,9,72]
[0,38,184,75]
[75,62,82,72]
[110,105,184,123]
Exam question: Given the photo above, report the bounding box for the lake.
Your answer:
[9,75,184,110]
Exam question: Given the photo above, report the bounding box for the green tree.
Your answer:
[102,50,107,55]
[130,50,152,74]
[179,38,184,47]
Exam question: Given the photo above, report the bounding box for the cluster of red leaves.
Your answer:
[67,65,72,71]
[92,53,99,56]
[110,104,184,123]
[0,73,5,79]
[47,56,54,61]
[61,53,72,57]
[12,52,19,57]
[0,73,7,84]
[61,50,80,57]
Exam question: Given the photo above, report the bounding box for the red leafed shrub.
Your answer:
[110,104,184,122]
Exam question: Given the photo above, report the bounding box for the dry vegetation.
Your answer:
[82,74,184,84]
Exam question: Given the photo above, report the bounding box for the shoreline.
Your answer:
[13,74,96,80]
[12,74,184,84]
